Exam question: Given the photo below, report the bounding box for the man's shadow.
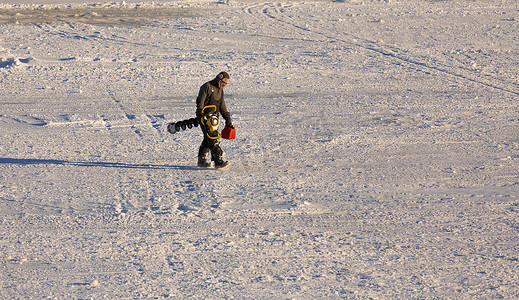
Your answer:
[0,157,200,170]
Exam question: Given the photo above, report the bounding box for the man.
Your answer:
[196,71,232,168]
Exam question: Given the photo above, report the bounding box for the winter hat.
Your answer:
[217,71,230,83]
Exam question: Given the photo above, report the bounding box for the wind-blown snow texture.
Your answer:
[1,0,518,298]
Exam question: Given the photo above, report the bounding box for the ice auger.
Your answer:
[167,105,222,139]
[167,116,199,134]
[199,105,221,140]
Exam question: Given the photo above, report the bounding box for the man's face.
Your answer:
[219,79,229,89]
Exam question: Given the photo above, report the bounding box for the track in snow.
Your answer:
[245,2,519,96]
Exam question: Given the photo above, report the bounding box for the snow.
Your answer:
[1,0,518,298]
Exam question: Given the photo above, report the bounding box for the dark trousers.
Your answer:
[198,126,223,163]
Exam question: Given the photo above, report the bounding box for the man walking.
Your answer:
[196,72,233,168]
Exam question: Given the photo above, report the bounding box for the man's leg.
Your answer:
[209,139,224,164]
[198,144,211,167]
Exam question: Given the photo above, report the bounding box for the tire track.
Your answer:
[246,2,519,96]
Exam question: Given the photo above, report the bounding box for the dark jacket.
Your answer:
[196,79,231,125]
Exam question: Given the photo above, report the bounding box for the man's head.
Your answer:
[216,71,230,88]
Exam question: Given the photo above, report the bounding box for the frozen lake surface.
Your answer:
[1,0,518,298]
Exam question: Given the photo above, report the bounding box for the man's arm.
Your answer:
[220,99,232,126]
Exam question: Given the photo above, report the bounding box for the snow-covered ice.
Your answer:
[0,0,518,298]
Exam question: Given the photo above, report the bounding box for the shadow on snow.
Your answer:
[0,157,199,170]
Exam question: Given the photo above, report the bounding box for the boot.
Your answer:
[215,160,230,169]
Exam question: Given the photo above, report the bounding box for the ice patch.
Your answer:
[0,5,199,27]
